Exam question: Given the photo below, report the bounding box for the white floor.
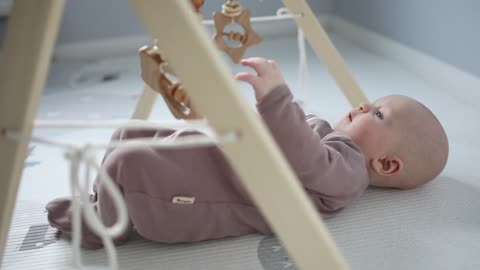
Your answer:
[6,30,480,269]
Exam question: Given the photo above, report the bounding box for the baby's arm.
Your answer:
[235,57,325,173]
[234,57,286,102]
[235,58,367,214]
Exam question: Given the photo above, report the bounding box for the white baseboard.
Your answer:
[53,14,330,62]
[330,15,480,107]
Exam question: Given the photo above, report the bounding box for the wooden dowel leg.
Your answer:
[283,0,369,107]
[131,85,158,119]
[0,0,65,264]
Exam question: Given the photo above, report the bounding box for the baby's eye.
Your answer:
[375,111,384,119]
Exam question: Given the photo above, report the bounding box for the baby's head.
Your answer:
[334,95,449,189]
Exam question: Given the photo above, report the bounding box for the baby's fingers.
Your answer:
[239,57,271,75]
[234,72,259,87]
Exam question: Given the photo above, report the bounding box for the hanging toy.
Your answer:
[139,44,202,120]
[213,0,263,63]
[137,0,204,120]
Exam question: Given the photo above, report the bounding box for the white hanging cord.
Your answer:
[68,152,84,269]
[276,7,309,104]
[46,144,127,270]
[67,146,128,270]
[297,27,309,98]
[2,122,239,270]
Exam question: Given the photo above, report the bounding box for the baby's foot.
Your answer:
[46,197,104,250]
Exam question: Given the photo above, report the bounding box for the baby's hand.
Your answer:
[234,57,286,102]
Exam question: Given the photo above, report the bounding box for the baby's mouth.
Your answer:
[348,113,352,122]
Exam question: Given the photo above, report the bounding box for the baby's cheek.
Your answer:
[356,121,378,144]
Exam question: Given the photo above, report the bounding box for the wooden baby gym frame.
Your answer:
[0,0,368,269]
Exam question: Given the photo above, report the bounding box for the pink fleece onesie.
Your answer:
[46,84,369,249]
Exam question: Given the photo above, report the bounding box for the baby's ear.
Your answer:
[370,155,403,177]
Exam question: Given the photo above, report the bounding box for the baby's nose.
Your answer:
[359,103,370,112]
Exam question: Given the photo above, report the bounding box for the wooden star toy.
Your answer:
[213,2,262,63]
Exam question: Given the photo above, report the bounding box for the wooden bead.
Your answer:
[191,0,204,12]
[222,0,242,17]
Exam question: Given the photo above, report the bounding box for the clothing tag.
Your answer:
[172,196,195,204]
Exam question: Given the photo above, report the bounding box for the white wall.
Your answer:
[0,0,332,48]
[334,0,480,77]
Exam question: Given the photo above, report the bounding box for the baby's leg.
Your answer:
[46,126,176,249]
[46,196,132,250]
[95,139,198,244]
[95,144,160,243]
[101,122,175,162]
[94,124,177,192]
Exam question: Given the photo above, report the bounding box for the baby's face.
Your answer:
[334,96,410,159]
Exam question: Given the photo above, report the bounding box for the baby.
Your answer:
[46,57,449,249]
[236,58,448,190]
